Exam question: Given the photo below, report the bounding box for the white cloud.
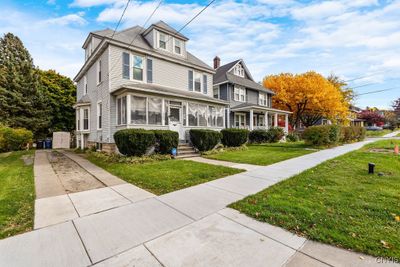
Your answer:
[70,0,123,8]
[40,13,87,26]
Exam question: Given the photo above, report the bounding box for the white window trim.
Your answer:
[233,64,245,77]
[97,60,102,85]
[157,31,168,51]
[234,86,246,102]
[132,54,146,82]
[234,112,246,128]
[97,101,102,130]
[83,108,90,131]
[173,38,183,55]
[191,70,204,94]
[259,92,267,106]
[83,75,88,95]
[213,86,219,99]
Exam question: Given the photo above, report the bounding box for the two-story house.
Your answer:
[212,57,290,131]
[74,21,227,152]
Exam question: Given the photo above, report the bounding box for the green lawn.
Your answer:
[230,139,400,258]
[0,150,35,239]
[204,142,316,166]
[366,129,392,137]
[87,155,244,195]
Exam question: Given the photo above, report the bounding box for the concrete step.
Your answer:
[176,153,200,159]
[178,147,195,152]
[178,150,198,155]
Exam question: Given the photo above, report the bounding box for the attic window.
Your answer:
[233,64,244,77]
[174,39,181,54]
[159,32,167,49]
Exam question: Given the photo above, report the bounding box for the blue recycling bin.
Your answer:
[44,139,52,149]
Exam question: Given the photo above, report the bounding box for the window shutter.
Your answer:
[188,70,193,91]
[147,58,153,83]
[122,52,130,79]
[203,75,207,94]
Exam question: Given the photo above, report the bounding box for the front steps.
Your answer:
[176,143,199,159]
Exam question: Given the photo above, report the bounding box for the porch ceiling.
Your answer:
[231,104,291,115]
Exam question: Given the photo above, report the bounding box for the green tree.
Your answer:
[0,33,50,137]
[38,70,76,132]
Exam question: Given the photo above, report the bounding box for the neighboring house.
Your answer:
[212,57,290,131]
[74,21,227,152]
[349,105,365,127]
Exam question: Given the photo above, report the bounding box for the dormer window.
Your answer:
[174,39,182,54]
[233,64,245,77]
[159,32,167,50]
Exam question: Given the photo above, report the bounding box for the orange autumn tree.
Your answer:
[263,71,350,127]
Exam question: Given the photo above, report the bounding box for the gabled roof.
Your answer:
[231,102,291,114]
[145,21,189,41]
[214,59,275,94]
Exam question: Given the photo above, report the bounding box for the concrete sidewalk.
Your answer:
[1,140,399,267]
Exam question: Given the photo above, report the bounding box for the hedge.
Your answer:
[249,129,269,144]
[0,126,33,152]
[114,129,156,156]
[286,132,300,142]
[221,128,249,147]
[189,129,221,151]
[153,130,179,154]
[303,125,365,146]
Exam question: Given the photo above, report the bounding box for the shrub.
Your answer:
[267,127,285,143]
[303,125,340,146]
[153,130,179,154]
[249,129,270,144]
[340,126,366,143]
[0,126,33,152]
[286,132,300,142]
[189,129,221,151]
[114,129,155,156]
[221,128,249,147]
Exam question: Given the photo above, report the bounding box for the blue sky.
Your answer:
[1,0,399,109]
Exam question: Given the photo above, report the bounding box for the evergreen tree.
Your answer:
[0,33,51,137]
[38,70,76,132]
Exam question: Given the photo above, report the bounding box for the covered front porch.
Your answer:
[229,105,291,133]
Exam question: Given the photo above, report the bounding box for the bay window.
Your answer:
[97,102,102,130]
[133,55,143,81]
[83,109,89,130]
[122,52,130,79]
[117,96,127,125]
[131,96,146,124]
[148,98,162,125]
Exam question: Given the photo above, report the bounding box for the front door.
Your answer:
[168,104,185,140]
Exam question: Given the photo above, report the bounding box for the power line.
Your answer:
[107,0,215,83]
[344,70,388,83]
[103,0,163,84]
[110,0,131,39]
[355,86,400,96]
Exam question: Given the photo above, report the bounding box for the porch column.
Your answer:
[249,109,254,130]
[285,114,289,133]
[274,113,278,127]
[226,107,230,128]
[161,99,165,126]
[76,134,79,149]
[80,133,84,150]
[264,111,269,129]
[127,95,131,125]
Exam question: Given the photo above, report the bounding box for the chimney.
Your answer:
[213,56,220,69]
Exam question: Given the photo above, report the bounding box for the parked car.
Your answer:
[365,126,383,131]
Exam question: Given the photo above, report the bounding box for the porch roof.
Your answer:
[230,103,292,114]
[112,83,228,105]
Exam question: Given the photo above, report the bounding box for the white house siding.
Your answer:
[109,45,213,98]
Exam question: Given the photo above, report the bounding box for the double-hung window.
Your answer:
[97,60,102,84]
[83,109,89,130]
[131,96,147,124]
[174,39,181,54]
[159,32,167,49]
[213,86,219,99]
[97,102,102,129]
[259,93,267,106]
[122,52,130,79]
[84,75,88,95]
[194,72,202,92]
[233,64,244,77]
[133,55,143,81]
[234,86,245,102]
[117,96,127,125]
